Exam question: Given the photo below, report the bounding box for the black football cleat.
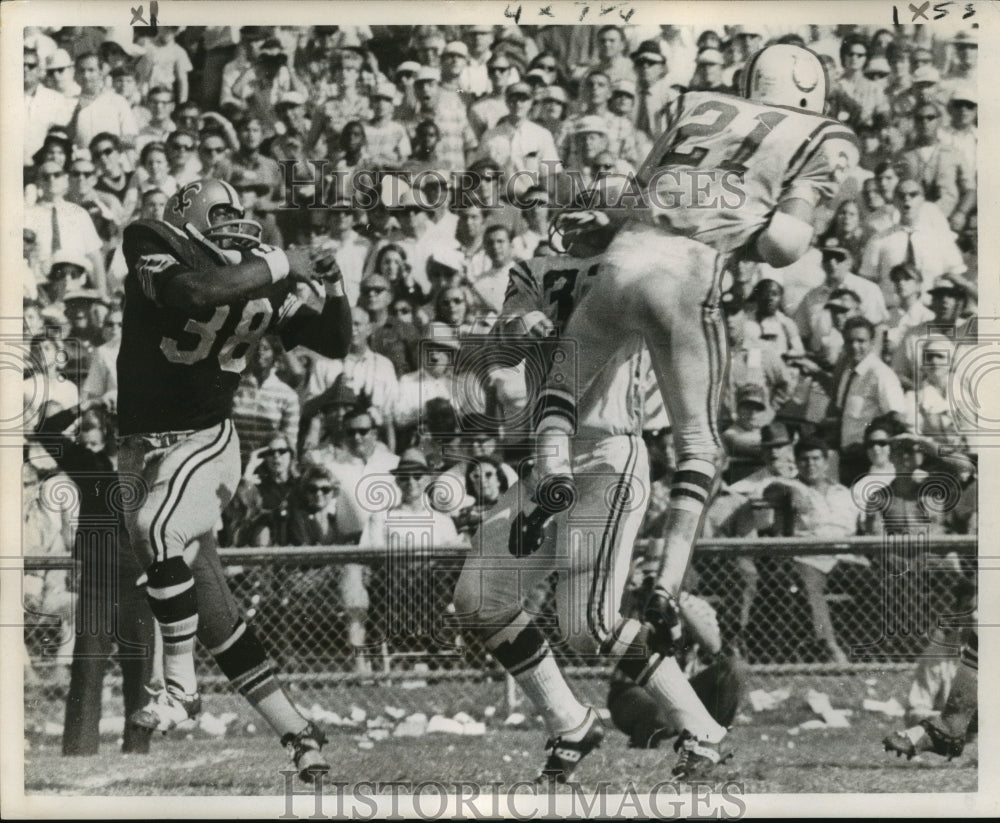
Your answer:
[283,722,331,783]
[671,730,734,780]
[883,719,966,761]
[536,709,605,784]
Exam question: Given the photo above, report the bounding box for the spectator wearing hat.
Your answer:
[629,39,678,140]
[721,26,764,89]
[135,86,178,154]
[65,155,124,253]
[228,115,283,199]
[897,102,971,229]
[902,335,968,453]
[440,39,489,102]
[136,27,193,104]
[30,127,73,183]
[689,48,728,92]
[366,82,411,166]
[891,274,973,390]
[532,85,572,150]
[164,128,202,186]
[721,294,792,430]
[362,447,463,660]
[608,78,637,121]
[944,29,977,85]
[477,81,562,186]
[565,70,640,166]
[409,67,476,172]
[469,54,519,138]
[511,184,550,259]
[464,25,496,67]
[25,48,74,169]
[221,27,271,109]
[722,385,771,481]
[394,324,459,433]
[42,253,91,311]
[392,61,423,123]
[306,307,399,443]
[423,251,468,318]
[230,169,284,246]
[44,47,82,102]
[196,127,234,183]
[795,239,888,358]
[26,162,107,298]
[587,25,636,86]
[268,91,312,148]
[860,175,968,307]
[68,52,138,154]
[939,86,977,190]
[62,289,106,380]
[363,273,421,376]
[884,263,935,357]
[561,114,612,177]
[232,37,308,137]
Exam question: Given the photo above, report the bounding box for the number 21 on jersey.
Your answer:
[160,298,272,374]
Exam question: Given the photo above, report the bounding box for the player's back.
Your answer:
[118,220,281,436]
[636,90,857,254]
[503,255,645,438]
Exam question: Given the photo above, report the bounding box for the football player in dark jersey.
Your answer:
[117,178,350,781]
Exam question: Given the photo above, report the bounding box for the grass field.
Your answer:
[21,672,976,797]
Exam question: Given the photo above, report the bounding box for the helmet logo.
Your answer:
[173,181,203,216]
[791,54,820,93]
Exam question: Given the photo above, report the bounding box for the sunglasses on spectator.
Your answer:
[536,62,557,71]
[307,484,334,493]
[39,171,65,180]
[150,98,173,106]
[913,56,932,64]
[916,113,939,121]
[444,296,465,304]
[362,286,388,295]
[848,50,867,58]
[24,61,39,69]
[865,71,889,79]
[899,189,923,199]
[866,439,891,447]
[391,305,413,315]
[70,169,96,177]
[265,447,291,457]
[488,65,511,74]
[634,58,663,67]
[169,142,195,151]
[347,427,373,436]
[476,470,498,479]
[48,66,72,73]
[396,472,425,482]
[103,319,123,328]
[202,145,227,154]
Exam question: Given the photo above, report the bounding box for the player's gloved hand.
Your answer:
[643,584,683,657]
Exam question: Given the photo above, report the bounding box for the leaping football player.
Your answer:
[529,44,858,770]
[117,178,352,781]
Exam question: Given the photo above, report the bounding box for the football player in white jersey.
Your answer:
[524,44,858,768]
[453,216,735,781]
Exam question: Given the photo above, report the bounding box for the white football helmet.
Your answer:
[741,44,828,114]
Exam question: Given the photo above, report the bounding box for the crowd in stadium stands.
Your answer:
[23,23,978,668]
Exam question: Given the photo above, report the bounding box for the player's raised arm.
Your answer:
[275,257,353,360]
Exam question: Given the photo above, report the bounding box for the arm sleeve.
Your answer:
[781,131,860,211]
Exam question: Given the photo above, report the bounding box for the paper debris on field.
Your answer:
[198,712,230,737]
[99,716,125,735]
[806,690,851,727]
[393,712,428,737]
[504,712,527,727]
[797,718,828,731]
[862,697,906,718]
[349,705,367,723]
[452,711,475,725]
[427,714,465,735]
[461,720,487,736]
[368,728,390,742]
[384,706,406,720]
[748,688,791,712]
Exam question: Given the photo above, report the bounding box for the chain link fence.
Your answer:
[23,536,976,716]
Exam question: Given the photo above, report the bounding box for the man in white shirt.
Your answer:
[69,52,138,154]
[306,308,398,439]
[884,262,934,359]
[478,82,562,187]
[859,178,967,307]
[24,47,73,167]
[470,225,518,314]
[25,161,106,297]
[835,316,907,452]
[324,198,372,305]
[795,240,888,356]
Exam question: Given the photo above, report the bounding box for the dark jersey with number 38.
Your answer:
[118,220,301,435]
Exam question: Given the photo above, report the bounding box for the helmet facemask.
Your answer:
[205,204,263,250]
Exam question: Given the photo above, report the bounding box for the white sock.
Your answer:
[515,649,589,737]
[644,655,726,743]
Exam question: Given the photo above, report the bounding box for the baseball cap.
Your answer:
[541,85,569,105]
[573,115,609,136]
[37,160,66,177]
[277,91,306,108]
[951,29,977,47]
[825,288,862,312]
[696,48,724,66]
[63,287,105,305]
[50,252,92,275]
[819,237,851,261]
[911,65,941,85]
[505,81,533,100]
[416,66,441,83]
[395,61,422,77]
[630,39,666,64]
[46,49,73,71]
[928,274,967,296]
[611,79,636,97]
[525,68,549,84]
[443,41,469,59]
[889,262,921,282]
[371,82,400,103]
[949,84,977,105]
[391,448,430,477]
[729,25,761,37]
[736,384,767,409]
[864,57,891,76]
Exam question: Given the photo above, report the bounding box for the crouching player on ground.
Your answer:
[118,179,352,780]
